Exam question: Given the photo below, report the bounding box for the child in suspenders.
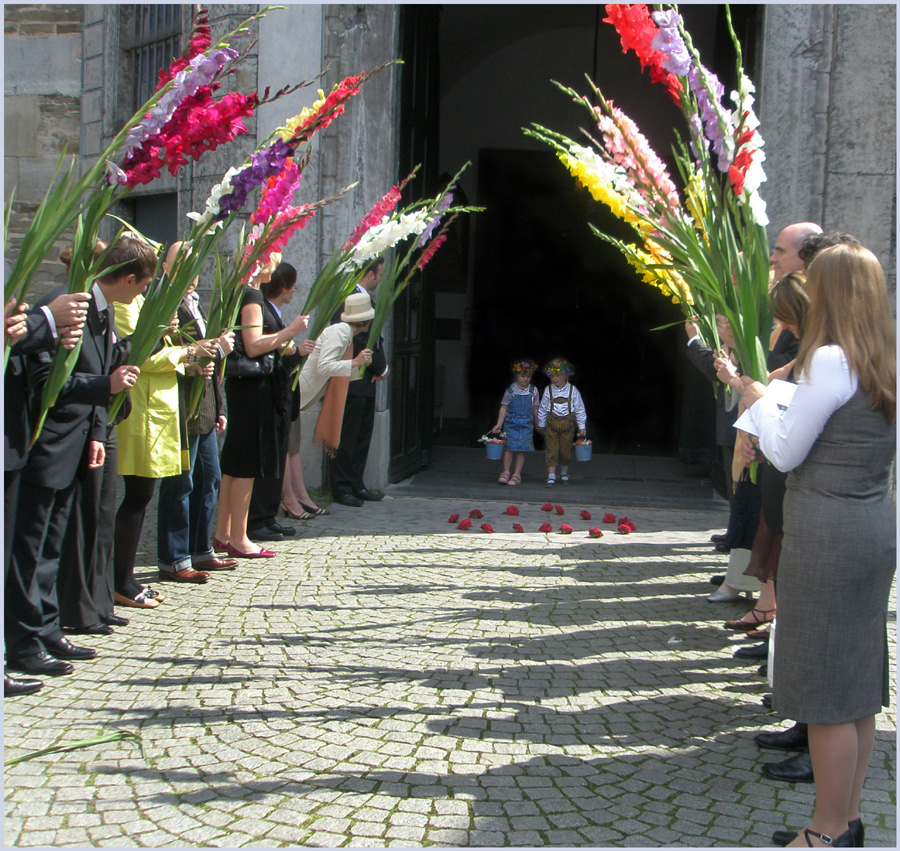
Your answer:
[536,357,586,487]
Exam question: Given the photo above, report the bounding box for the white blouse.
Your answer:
[750,344,858,472]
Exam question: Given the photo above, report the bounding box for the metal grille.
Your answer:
[129,5,182,110]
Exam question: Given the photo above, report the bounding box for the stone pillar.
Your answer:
[758,5,896,295]
[4,4,83,293]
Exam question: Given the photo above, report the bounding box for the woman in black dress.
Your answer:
[215,257,309,558]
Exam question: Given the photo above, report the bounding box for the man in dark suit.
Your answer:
[5,235,154,680]
[329,258,389,507]
[4,292,89,696]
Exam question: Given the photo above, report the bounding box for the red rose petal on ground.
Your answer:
[589,528,603,538]
[555,505,565,515]
[448,514,460,523]
[512,523,525,533]
[541,503,554,512]
[603,513,617,524]
[469,509,484,519]
[481,523,494,533]
[559,524,573,534]
[539,522,553,532]
[580,510,592,520]
[505,506,519,515]
[457,518,472,530]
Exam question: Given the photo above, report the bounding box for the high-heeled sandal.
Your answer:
[723,607,775,631]
[281,500,313,521]
[773,819,863,848]
[299,501,329,516]
[800,827,853,847]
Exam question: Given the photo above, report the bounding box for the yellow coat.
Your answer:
[114,295,187,478]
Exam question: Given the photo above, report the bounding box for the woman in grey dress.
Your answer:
[737,243,896,848]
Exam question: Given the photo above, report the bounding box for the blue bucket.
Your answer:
[575,442,592,462]
[485,441,505,460]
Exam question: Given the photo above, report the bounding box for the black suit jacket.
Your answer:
[176,300,225,435]
[4,310,55,471]
[21,286,130,490]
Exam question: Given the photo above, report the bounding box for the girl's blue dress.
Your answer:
[503,384,538,451]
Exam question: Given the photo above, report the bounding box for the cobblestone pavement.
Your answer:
[4,493,896,847]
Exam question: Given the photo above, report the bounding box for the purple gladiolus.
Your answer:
[215,140,293,219]
[650,10,692,76]
[418,186,455,247]
[688,64,733,172]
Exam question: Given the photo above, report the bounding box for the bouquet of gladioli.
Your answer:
[526,4,771,394]
[6,7,274,374]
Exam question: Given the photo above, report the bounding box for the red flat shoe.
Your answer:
[213,537,229,553]
[226,542,276,559]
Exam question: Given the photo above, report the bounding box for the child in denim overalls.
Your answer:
[492,359,540,485]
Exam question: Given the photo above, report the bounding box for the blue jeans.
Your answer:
[157,428,221,570]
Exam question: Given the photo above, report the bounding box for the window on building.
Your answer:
[122,5,182,110]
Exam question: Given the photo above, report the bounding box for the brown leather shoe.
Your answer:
[158,567,210,583]
[193,556,238,571]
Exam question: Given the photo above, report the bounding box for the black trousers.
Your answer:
[329,394,375,497]
[6,479,77,657]
[57,431,117,628]
[248,417,289,530]
[114,475,157,597]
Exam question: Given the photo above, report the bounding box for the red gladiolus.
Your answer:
[288,73,366,147]
[555,505,565,515]
[345,184,403,249]
[505,506,519,516]
[559,524,573,534]
[469,509,484,519]
[512,523,525,533]
[414,230,449,273]
[603,513,617,524]
[539,522,553,533]
[580,510,592,520]
[156,9,212,90]
[448,514,460,523]
[602,4,683,104]
[481,523,494,534]
[728,147,755,196]
[589,528,604,538]
[457,518,472,530]
[541,503,554,512]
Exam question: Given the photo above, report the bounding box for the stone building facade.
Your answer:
[4,4,896,490]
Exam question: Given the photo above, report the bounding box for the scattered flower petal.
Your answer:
[469,509,484,519]
[603,513,617,524]
[457,518,472,530]
[505,506,520,516]
[541,503,554,512]
[580,509,592,520]
[559,524,573,534]
[481,523,494,534]
[539,522,553,533]
[555,505,565,515]
[512,523,525,533]
[448,514,460,523]
[589,528,604,538]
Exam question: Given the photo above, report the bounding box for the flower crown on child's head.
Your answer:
[544,358,574,377]
[511,358,538,373]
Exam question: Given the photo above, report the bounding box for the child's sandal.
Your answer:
[498,471,511,484]
[508,473,521,486]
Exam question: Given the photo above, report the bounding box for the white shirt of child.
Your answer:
[538,382,586,429]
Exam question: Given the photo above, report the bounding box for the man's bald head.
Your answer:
[163,240,184,271]
[770,222,822,280]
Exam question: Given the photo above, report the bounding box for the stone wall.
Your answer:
[758,4,896,296]
[4,5,83,293]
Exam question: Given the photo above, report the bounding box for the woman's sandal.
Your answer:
[299,501,329,516]
[508,473,521,486]
[723,607,776,631]
[800,827,853,847]
[282,500,313,521]
[498,471,511,484]
[113,590,159,609]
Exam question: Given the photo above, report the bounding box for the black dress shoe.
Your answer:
[43,636,97,661]
[714,543,731,553]
[335,493,364,507]
[7,650,74,677]
[268,521,297,537]
[354,488,384,501]
[734,642,769,660]
[709,575,725,586]
[65,623,114,636]
[761,693,772,708]
[710,534,728,544]
[762,750,814,783]
[755,721,809,751]
[773,818,863,848]
[101,614,129,627]
[248,524,285,541]
[757,662,768,676]
[4,672,43,696]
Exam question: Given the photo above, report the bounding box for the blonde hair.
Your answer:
[771,271,810,336]
[796,243,896,423]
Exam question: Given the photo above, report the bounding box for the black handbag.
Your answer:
[224,350,274,377]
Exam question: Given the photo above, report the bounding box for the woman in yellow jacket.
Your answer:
[112,294,197,607]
